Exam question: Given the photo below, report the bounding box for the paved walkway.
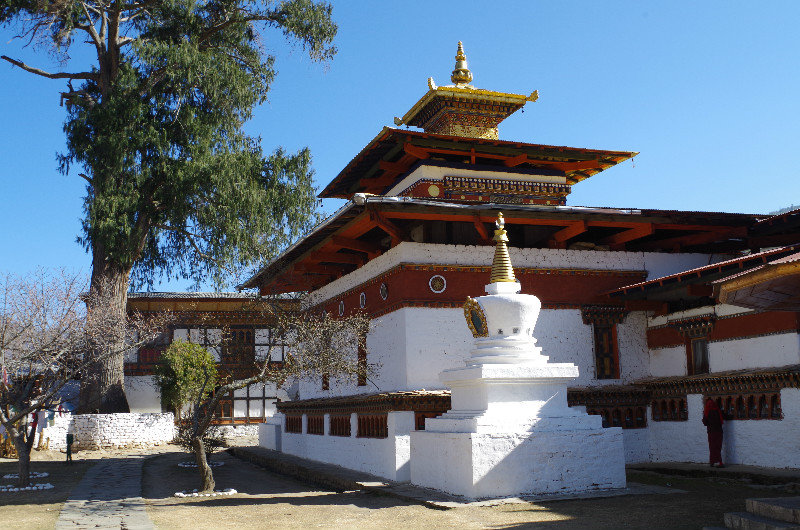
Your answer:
[55,455,153,530]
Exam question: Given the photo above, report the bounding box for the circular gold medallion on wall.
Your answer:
[429,274,446,293]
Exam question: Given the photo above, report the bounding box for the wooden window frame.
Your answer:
[686,337,710,376]
[592,323,620,380]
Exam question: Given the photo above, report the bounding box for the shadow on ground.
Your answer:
[141,451,800,530]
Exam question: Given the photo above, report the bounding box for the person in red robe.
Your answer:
[702,398,725,467]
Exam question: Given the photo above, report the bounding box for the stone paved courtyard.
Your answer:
[3,446,800,529]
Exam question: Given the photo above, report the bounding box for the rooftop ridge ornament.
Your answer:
[490,213,517,283]
[451,41,473,87]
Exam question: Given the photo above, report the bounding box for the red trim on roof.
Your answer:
[609,245,800,296]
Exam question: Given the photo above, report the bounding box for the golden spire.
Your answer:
[451,41,473,87]
[490,213,517,283]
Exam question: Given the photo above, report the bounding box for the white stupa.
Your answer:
[410,213,626,499]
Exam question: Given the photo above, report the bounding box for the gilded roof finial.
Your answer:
[490,212,517,283]
[451,41,473,87]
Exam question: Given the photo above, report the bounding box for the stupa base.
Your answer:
[410,424,625,499]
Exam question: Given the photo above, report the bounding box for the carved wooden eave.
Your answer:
[638,364,800,398]
[667,313,716,339]
[567,386,650,408]
[580,305,628,326]
[276,390,451,415]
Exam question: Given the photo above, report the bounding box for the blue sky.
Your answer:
[1,1,797,290]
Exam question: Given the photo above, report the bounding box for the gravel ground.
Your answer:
[142,450,800,530]
[3,446,798,529]
[0,450,96,530]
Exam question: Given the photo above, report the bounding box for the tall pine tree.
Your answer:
[0,0,335,412]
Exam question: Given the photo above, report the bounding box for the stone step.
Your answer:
[724,511,800,530]
[747,498,800,525]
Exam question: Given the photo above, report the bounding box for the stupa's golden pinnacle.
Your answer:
[451,41,473,87]
[490,212,517,283]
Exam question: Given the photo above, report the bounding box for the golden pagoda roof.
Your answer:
[394,42,538,137]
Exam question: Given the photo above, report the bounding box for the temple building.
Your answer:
[130,43,800,487]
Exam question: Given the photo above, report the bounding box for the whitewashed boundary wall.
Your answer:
[259,412,414,481]
[648,389,800,468]
[42,412,175,450]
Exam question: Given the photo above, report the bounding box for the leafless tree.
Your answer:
[175,297,373,492]
[0,270,170,487]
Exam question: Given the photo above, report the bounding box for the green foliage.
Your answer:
[154,339,218,415]
[1,0,336,288]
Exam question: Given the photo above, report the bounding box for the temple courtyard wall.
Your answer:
[41,412,175,450]
[259,411,414,481]
[260,386,800,487]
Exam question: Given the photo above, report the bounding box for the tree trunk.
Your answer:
[13,433,31,488]
[191,436,215,492]
[78,252,131,414]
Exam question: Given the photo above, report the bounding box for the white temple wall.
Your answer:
[298,303,653,400]
[125,376,163,413]
[648,394,708,463]
[710,333,800,373]
[647,389,800,468]
[648,346,687,378]
[536,310,650,386]
[616,311,651,382]
[259,412,415,481]
[404,307,474,389]
[622,428,651,464]
[720,388,800,468]
[534,310,595,385]
[296,309,409,399]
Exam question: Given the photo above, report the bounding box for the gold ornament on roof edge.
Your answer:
[490,212,517,283]
[451,41,473,87]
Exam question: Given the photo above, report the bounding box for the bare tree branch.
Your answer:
[1,56,99,81]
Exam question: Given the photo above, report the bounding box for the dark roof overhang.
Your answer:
[241,196,763,295]
[319,128,638,199]
[608,245,800,305]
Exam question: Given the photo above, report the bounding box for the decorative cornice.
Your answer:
[668,313,716,339]
[641,365,800,397]
[581,305,628,326]
[277,390,451,415]
[568,387,650,408]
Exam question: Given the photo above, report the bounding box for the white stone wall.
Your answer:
[259,412,415,481]
[647,304,800,377]
[647,394,709,464]
[646,389,800,468]
[711,333,800,373]
[622,428,651,464]
[125,375,163,413]
[42,412,175,450]
[216,423,260,441]
[39,414,72,450]
[648,346,686,378]
[299,304,654,400]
